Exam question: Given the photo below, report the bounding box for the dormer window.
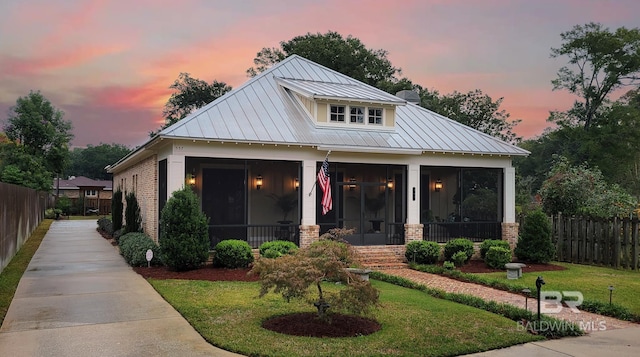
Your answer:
[328,104,384,126]
[350,107,365,123]
[330,105,345,122]
[368,108,383,125]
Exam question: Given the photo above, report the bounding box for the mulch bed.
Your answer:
[262,312,381,337]
[132,265,259,281]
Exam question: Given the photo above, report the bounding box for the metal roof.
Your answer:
[159,55,529,156]
[275,77,406,105]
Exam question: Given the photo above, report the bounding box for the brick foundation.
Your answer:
[404,224,423,244]
[299,225,319,248]
[502,222,519,250]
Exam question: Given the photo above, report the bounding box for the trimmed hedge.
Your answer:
[97,217,113,236]
[259,240,298,258]
[485,246,512,269]
[214,239,254,268]
[405,241,441,264]
[480,239,511,259]
[444,238,474,262]
[119,232,161,267]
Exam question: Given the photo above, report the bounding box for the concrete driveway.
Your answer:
[0,220,242,357]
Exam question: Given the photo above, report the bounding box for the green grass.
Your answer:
[149,279,541,357]
[477,262,640,316]
[0,219,52,325]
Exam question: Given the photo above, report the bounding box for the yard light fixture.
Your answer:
[349,177,356,191]
[608,285,614,306]
[256,175,263,190]
[294,177,299,191]
[435,179,443,192]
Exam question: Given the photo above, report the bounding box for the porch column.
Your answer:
[299,159,319,247]
[166,154,186,199]
[503,166,516,223]
[405,163,423,243]
[502,166,519,249]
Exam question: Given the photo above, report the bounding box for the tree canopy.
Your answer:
[66,143,131,180]
[550,22,640,129]
[247,31,412,93]
[419,87,521,143]
[154,73,232,135]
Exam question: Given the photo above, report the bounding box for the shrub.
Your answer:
[113,228,124,244]
[214,239,254,268]
[159,187,210,271]
[480,239,511,259]
[112,188,123,232]
[97,217,113,236]
[119,232,161,267]
[44,208,57,219]
[309,239,353,266]
[405,241,441,264]
[451,251,467,267]
[485,246,512,269]
[124,191,142,233]
[443,261,455,270]
[444,238,474,262]
[55,196,72,215]
[259,240,298,258]
[515,209,555,263]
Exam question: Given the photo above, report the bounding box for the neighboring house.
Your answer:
[53,176,112,215]
[107,55,528,252]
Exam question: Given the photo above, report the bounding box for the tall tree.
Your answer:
[3,91,73,175]
[0,143,52,191]
[419,88,521,143]
[154,73,232,134]
[66,143,131,180]
[550,22,640,130]
[247,31,413,93]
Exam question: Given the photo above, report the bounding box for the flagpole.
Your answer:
[308,150,331,197]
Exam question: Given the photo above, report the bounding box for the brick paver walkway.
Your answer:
[384,268,635,333]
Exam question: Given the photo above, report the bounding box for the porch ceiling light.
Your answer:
[435,179,443,192]
[256,175,263,190]
[349,177,356,191]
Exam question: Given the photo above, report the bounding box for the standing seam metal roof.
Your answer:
[160,55,529,156]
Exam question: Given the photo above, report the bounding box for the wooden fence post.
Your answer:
[613,217,621,269]
[622,218,630,269]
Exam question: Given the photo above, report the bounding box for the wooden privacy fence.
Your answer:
[0,182,50,273]
[551,214,639,270]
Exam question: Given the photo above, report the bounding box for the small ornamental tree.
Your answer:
[124,191,142,233]
[112,188,123,232]
[515,209,556,263]
[159,187,210,271]
[251,232,379,320]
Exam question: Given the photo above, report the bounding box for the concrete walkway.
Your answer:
[0,220,241,357]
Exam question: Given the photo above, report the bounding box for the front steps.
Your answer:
[352,245,408,270]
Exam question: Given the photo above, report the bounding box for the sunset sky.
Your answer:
[1,0,638,148]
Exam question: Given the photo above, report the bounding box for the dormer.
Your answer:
[275,77,406,130]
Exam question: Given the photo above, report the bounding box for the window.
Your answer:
[368,108,383,125]
[350,106,365,124]
[86,190,97,197]
[330,105,345,122]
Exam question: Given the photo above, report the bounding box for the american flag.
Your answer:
[317,157,332,215]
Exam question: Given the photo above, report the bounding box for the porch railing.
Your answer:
[423,221,501,243]
[208,224,300,249]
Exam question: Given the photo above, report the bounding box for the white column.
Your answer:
[301,159,317,225]
[167,154,186,199]
[407,164,420,224]
[503,166,516,223]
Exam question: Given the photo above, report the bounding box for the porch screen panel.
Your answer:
[202,168,246,242]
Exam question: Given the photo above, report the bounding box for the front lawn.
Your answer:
[476,262,640,315]
[149,279,541,357]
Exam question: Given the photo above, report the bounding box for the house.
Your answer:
[53,176,112,215]
[107,55,528,254]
